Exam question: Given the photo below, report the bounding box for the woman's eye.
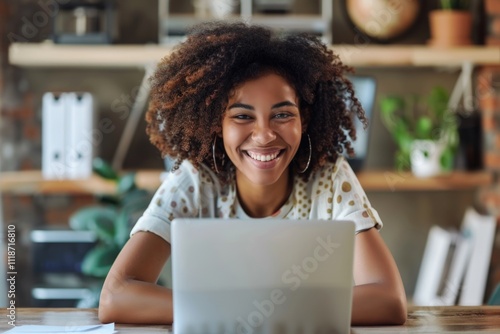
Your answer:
[234,114,252,120]
[274,113,292,119]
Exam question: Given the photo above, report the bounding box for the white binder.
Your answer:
[66,92,94,179]
[42,92,94,180]
[42,93,67,179]
[413,225,455,306]
[458,208,496,306]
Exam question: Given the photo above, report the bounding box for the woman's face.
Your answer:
[222,72,303,187]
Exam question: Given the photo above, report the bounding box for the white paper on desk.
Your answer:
[2,323,115,333]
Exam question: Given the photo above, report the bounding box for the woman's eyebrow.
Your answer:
[227,101,298,110]
[272,101,298,109]
[227,102,254,110]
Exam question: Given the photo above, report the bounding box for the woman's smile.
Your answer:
[245,150,281,162]
[242,148,285,169]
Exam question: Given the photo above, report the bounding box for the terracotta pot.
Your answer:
[428,10,472,47]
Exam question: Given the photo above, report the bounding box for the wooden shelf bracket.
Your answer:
[448,61,475,113]
[111,63,156,170]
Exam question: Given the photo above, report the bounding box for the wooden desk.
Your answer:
[1,307,500,333]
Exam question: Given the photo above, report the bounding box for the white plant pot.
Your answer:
[410,140,445,178]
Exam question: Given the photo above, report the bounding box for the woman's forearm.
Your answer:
[98,232,173,324]
[99,278,406,326]
[99,277,173,325]
[351,283,407,326]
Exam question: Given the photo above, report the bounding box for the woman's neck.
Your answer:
[235,170,293,218]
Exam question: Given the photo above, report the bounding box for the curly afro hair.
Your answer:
[146,21,367,183]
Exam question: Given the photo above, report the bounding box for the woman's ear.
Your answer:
[301,117,309,133]
[300,108,310,132]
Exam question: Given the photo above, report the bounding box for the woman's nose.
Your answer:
[251,121,276,145]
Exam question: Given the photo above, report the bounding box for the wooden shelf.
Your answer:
[357,170,493,192]
[334,45,500,67]
[0,170,166,195]
[8,43,173,68]
[9,43,500,68]
[0,170,492,195]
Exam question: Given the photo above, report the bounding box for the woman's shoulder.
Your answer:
[158,160,223,195]
[163,160,217,182]
[311,156,351,181]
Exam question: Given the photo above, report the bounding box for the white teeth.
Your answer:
[248,151,279,162]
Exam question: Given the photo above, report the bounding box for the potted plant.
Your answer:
[429,0,472,47]
[380,86,459,177]
[68,157,152,306]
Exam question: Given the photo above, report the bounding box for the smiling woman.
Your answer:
[98,21,407,327]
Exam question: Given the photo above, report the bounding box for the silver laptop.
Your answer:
[171,219,355,334]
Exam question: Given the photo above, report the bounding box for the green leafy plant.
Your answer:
[439,0,470,10]
[69,158,152,278]
[379,86,459,171]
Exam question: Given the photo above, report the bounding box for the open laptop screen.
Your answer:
[171,218,355,334]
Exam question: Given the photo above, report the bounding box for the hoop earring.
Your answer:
[298,134,312,174]
[212,136,225,174]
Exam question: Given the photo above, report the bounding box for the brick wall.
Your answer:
[486,0,500,45]
[476,65,500,302]
[478,67,500,172]
[1,1,45,172]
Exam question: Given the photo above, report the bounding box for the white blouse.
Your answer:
[130,156,382,243]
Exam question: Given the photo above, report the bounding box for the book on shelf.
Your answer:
[413,225,455,306]
[413,207,496,306]
[458,207,496,306]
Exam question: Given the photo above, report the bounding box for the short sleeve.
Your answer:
[331,158,383,233]
[130,161,204,243]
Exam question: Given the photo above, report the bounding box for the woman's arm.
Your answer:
[351,228,407,325]
[98,231,173,324]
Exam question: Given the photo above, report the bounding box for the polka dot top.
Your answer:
[130,156,382,243]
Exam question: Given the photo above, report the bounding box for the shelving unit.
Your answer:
[0,170,492,194]
[5,42,500,194]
